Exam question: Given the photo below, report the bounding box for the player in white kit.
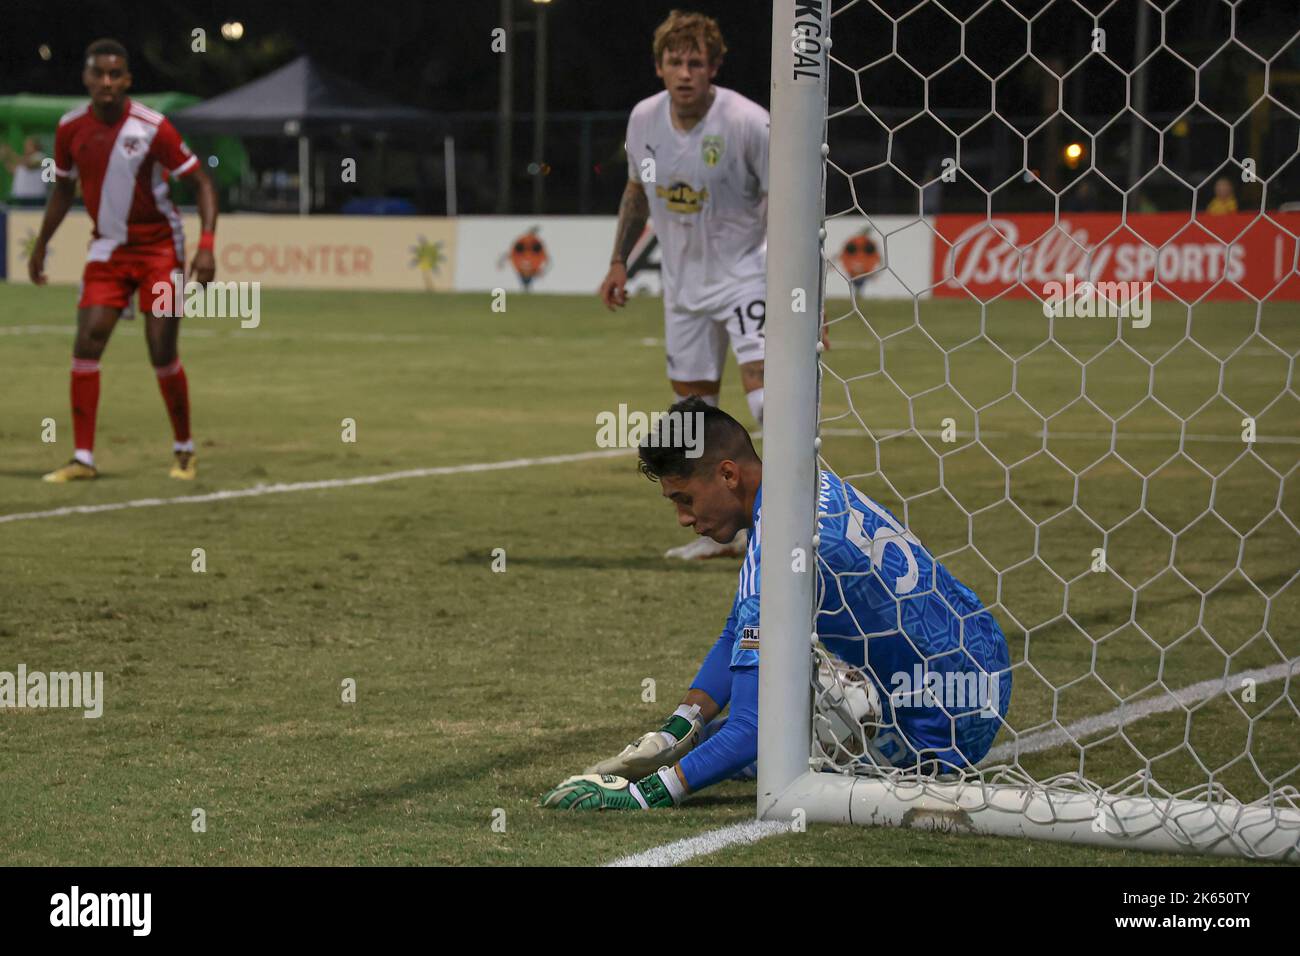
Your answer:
[598,10,770,560]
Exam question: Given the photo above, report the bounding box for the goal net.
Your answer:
[758,0,1300,860]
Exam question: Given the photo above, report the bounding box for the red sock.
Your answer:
[71,358,101,457]
[154,358,191,444]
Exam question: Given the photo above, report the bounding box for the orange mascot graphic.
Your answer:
[501,226,550,290]
[838,230,881,290]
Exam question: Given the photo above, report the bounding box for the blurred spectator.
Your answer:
[1,136,50,207]
[1062,178,1098,213]
[1206,176,1237,215]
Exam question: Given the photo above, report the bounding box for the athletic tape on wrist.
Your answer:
[656,766,687,806]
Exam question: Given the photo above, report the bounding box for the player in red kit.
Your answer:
[29,39,219,482]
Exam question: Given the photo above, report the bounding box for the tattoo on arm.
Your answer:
[612,181,649,264]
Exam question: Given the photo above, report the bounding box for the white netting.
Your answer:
[809,0,1300,859]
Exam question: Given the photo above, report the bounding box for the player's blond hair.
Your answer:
[652,10,728,67]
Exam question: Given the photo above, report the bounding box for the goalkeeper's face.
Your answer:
[660,460,748,543]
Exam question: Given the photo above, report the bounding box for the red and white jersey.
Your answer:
[54,97,200,261]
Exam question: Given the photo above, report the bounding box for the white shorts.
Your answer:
[664,287,767,382]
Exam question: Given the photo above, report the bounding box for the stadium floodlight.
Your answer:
[759,0,1300,861]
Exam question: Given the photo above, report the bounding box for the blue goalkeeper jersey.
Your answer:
[680,470,1011,789]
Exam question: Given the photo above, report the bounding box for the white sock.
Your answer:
[746,387,764,426]
[74,449,94,467]
[174,440,194,454]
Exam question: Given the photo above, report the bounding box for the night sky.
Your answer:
[3,0,1296,214]
[1,0,775,112]
[10,1,1295,116]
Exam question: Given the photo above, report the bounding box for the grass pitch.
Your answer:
[0,282,1294,866]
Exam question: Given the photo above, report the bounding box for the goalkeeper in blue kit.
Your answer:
[541,397,1012,811]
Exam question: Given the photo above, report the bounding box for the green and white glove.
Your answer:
[584,704,703,778]
[540,768,685,811]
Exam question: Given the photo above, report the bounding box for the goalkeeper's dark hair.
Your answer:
[637,396,758,482]
[85,39,129,64]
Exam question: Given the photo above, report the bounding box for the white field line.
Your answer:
[18,424,1275,530]
[609,661,1296,867]
[605,820,791,868]
[981,658,1299,765]
[16,422,1279,529]
[0,449,631,525]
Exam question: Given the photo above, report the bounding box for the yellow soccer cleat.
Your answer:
[42,459,99,483]
[169,451,197,480]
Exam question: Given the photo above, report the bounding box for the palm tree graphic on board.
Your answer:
[409,236,446,292]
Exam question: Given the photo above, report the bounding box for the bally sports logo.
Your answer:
[931,212,1300,303]
[939,216,1244,290]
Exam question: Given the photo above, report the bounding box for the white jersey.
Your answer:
[625,86,769,315]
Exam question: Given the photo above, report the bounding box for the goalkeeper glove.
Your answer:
[585,704,703,778]
[540,768,685,811]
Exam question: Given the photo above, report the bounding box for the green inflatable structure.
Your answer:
[0,92,246,204]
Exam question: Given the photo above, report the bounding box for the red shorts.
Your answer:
[79,242,184,316]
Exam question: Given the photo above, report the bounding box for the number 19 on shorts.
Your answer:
[730,298,766,337]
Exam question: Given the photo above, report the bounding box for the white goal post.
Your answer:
[758,0,1300,861]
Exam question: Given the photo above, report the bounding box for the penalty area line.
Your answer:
[605,819,791,868]
[0,449,632,525]
[982,658,1299,764]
